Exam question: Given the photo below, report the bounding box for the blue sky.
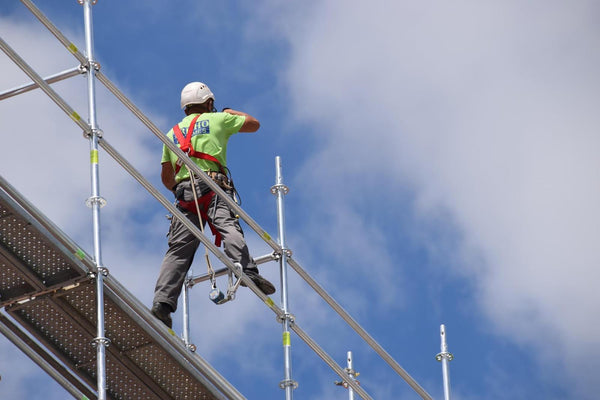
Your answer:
[1,1,599,399]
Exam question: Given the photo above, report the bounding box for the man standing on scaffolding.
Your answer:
[151,81,275,328]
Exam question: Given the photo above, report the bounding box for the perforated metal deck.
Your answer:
[0,177,245,400]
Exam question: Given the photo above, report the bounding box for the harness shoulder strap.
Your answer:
[172,115,227,175]
[172,114,201,153]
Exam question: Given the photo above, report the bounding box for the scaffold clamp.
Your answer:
[335,379,361,388]
[279,379,298,390]
[83,127,103,139]
[277,312,295,324]
[270,183,289,195]
[85,195,107,208]
[87,265,109,280]
[91,336,111,347]
[435,351,454,362]
[81,60,100,72]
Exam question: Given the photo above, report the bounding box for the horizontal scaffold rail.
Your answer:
[0,66,83,101]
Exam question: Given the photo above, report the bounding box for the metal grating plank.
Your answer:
[0,203,84,296]
[0,251,37,301]
[0,180,242,399]
[61,284,220,399]
[9,297,97,371]
[8,282,221,399]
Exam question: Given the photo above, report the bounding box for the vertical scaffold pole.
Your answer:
[182,274,194,351]
[271,156,297,399]
[335,351,360,398]
[435,324,454,400]
[347,351,356,400]
[80,1,109,399]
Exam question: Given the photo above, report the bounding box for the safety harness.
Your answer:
[171,115,227,247]
[171,115,243,304]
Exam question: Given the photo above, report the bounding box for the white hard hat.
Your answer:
[180,82,215,109]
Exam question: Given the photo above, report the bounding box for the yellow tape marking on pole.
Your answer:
[90,149,98,164]
[265,297,275,308]
[68,43,78,54]
[283,331,291,347]
[70,111,81,122]
[74,248,86,260]
[262,232,272,241]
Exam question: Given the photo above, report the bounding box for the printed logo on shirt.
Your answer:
[182,120,210,136]
[171,119,210,146]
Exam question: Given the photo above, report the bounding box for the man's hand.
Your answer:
[222,108,260,132]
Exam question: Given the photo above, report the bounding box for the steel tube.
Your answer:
[12,3,433,397]
[18,1,279,273]
[0,175,241,399]
[95,70,283,251]
[182,275,191,348]
[100,73,433,398]
[94,142,370,399]
[347,351,355,400]
[80,1,108,398]
[0,66,82,101]
[99,139,282,308]
[273,156,295,399]
[17,0,275,251]
[189,252,277,285]
[442,356,451,400]
[0,37,90,134]
[0,314,94,400]
[2,29,431,397]
[439,324,452,400]
[102,277,242,400]
[291,324,372,400]
[286,257,433,400]
[0,176,97,276]
[19,0,88,65]
[99,140,235,268]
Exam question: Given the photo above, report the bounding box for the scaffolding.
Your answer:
[0,1,445,399]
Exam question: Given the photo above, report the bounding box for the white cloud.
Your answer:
[4,1,600,398]
[260,0,600,397]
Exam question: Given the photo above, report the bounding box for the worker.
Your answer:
[151,81,275,328]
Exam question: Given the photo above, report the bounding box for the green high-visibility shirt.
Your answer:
[161,112,245,182]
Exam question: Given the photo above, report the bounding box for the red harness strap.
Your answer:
[177,192,222,247]
[172,116,227,176]
[171,116,226,247]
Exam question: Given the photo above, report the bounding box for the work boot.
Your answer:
[151,302,173,329]
[242,270,276,295]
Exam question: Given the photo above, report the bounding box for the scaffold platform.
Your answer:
[0,177,244,400]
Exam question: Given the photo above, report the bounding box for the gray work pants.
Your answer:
[153,186,256,312]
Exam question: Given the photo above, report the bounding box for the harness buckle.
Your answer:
[207,171,234,191]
